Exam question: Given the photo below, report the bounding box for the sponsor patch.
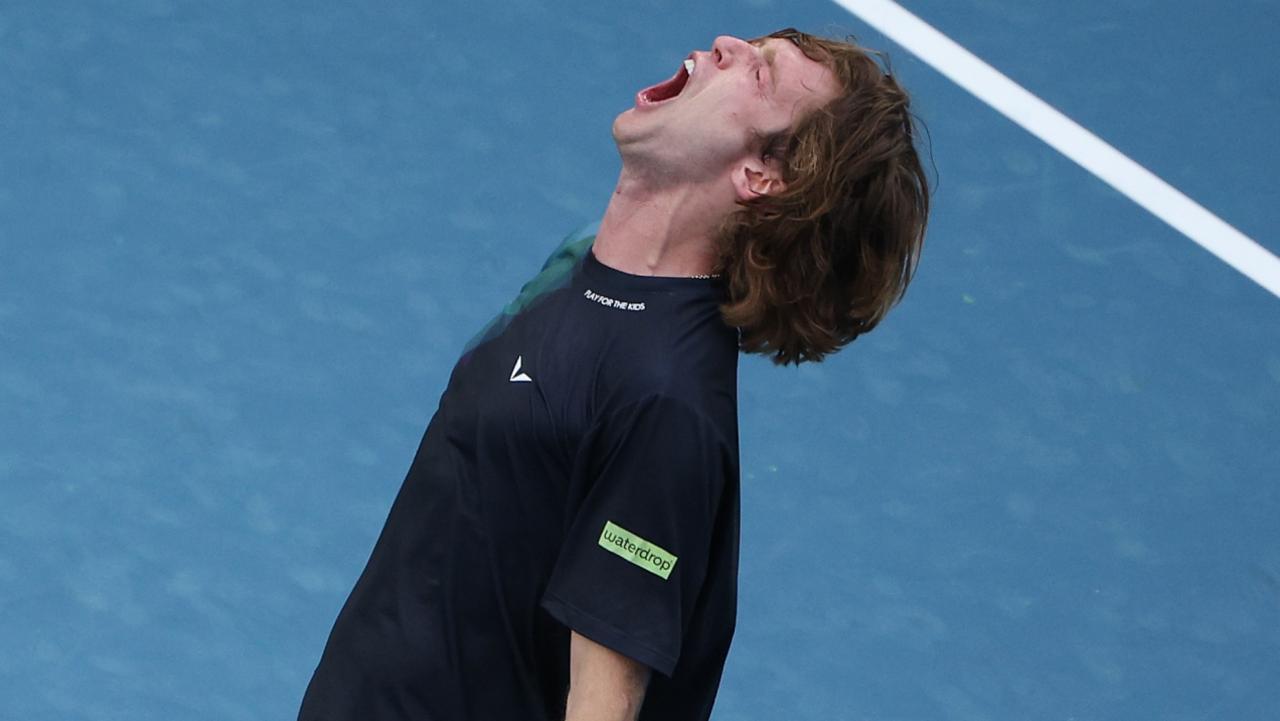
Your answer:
[597,520,677,580]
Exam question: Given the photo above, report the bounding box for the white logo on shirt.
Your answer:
[509,355,533,383]
[583,288,645,312]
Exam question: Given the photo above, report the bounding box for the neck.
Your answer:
[591,164,735,277]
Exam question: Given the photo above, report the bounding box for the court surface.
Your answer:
[1,1,1277,719]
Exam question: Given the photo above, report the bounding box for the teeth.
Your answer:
[683,58,695,75]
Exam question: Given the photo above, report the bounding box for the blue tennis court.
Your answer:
[2,1,1276,719]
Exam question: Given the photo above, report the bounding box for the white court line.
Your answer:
[831,0,1280,300]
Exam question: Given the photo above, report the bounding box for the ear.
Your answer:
[732,154,786,202]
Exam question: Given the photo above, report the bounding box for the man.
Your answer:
[299,27,929,721]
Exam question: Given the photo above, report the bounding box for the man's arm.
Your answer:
[564,630,651,721]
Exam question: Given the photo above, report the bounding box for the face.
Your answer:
[613,34,841,194]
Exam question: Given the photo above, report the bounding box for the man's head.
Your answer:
[617,28,930,365]
[613,33,841,197]
[712,28,931,365]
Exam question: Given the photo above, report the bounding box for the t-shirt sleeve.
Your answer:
[539,393,732,678]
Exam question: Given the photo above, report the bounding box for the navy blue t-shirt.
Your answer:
[298,229,741,721]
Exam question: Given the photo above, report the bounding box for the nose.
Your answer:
[710,35,753,69]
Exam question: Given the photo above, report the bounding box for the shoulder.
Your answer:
[588,313,739,440]
[593,390,732,449]
[592,364,738,455]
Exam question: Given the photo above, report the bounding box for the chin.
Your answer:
[609,114,626,148]
[609,108,649,148]
[613,104,642,126]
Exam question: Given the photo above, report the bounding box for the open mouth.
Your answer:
[638,60,692,105]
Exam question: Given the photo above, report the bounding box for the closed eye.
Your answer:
[754,57,770,93]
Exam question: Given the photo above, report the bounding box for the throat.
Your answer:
[595,180,722,279]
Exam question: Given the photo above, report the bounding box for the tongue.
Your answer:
[642,66,688,103]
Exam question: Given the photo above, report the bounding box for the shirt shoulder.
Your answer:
[460,223,598,356]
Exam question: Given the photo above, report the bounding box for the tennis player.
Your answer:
[298,27,929,721]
